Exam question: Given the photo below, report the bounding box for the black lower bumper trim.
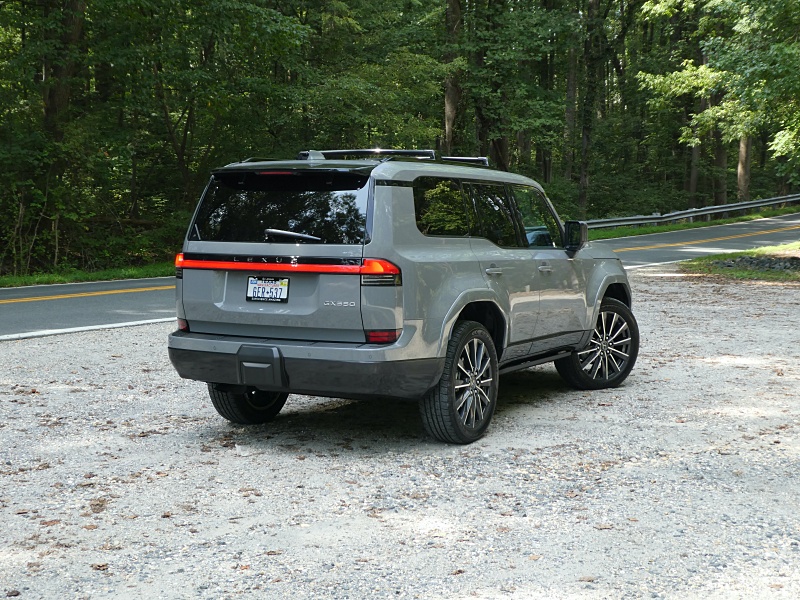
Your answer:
[168,346,444,401]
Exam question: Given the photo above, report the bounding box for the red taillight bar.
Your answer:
[175,254,400,276]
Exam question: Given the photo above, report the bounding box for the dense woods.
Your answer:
[1,0,799,275]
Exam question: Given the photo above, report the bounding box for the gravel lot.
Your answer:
[1,265,799,600]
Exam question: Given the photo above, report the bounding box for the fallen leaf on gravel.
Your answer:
[265,550,283,556]
[161,512,172,518]
[675,418,686,423]
[91,563,108,571]
[597,403,613,407]
[774,369,784,376]
[6,591,21,597]
[628,518,639,522]
[529,555,542,561]
[769,584,784,589]
[82,524,98,531]
[594,523,614,530]
[451,569,465,575]
[40,520,60,527]
[579,576,597,583]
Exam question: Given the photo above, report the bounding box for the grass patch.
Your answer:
[0,262,175,288]
[589,206,800,241]
[679,242,800,282]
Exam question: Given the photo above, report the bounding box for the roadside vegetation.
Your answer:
[680,242,800,282]
[588,206,800,241]
[0,262,174,288]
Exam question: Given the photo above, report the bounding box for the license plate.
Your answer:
[246,277,289,302]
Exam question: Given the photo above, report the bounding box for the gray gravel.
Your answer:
[1,265,799,599]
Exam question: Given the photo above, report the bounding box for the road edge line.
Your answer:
[0,318,175,341]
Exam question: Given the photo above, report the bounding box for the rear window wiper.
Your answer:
[264,228,323,243]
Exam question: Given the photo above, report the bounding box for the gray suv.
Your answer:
[168,149,638,443]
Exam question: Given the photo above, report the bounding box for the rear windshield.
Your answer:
[189,170,370,244]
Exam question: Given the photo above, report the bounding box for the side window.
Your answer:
[413,177,473,237]
[468,183,523,248]
[510,185,562,248]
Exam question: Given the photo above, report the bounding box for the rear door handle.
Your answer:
[485,267,503,276]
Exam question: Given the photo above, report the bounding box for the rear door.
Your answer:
[179,167,370,343]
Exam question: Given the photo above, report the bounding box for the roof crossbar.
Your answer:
[297,149,437,161]
[441,156,490,166]
[296,149,489,167]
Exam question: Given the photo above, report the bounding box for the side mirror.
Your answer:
[564,220,588,257]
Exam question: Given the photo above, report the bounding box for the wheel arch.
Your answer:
[437,295,507,358]
[602,282,631,308]
[455,301,506,355]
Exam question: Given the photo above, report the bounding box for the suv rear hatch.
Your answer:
[179,165,374,343]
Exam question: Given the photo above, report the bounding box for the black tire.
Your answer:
[420,321,499,444]
[207,383,289,424]
[555,298,639,390]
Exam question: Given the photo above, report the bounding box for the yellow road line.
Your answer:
[614,223,800,252]
[0,285,175,305]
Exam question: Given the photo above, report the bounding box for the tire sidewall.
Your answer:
[445,322,499,442]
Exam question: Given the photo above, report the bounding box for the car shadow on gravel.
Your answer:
[495,365,571,414]
[193,366,572,452]
[199,395,426,453]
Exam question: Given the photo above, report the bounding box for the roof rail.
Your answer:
[441,156,490,167]
[297,149,437,161]
[296,149,489,166]
[241,157,279,163]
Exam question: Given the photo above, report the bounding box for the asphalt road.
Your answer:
[1,212,798,339]
[598,211,800,267]
[0,277,176,340]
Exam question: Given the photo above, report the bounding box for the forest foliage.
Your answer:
[1,0,799,275]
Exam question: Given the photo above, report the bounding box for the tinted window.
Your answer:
[413,177,473,237]
[468,183,522,248]
[510,185,562,248]
[190,171,369,244]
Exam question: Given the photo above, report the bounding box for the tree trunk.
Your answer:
[42,0,87,143]
[737,135,751,202]
[443,0,462,155]
[713,128,727,205]
[578,0,601,218]
[563,46,578,181]
[688,143,700,209]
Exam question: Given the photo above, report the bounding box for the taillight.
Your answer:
[175,253,184,279]
[361,259,402,286]
[365,329,401,344]
[177,318,190,332]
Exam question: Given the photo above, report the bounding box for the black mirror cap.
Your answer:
[564,221,588,257]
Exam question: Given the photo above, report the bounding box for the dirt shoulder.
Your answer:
[1,265,798,599]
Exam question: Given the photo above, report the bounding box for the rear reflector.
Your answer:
[177,318,190,332]
[365,329,401,344]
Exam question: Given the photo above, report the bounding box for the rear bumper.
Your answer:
[167,330,444,400]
